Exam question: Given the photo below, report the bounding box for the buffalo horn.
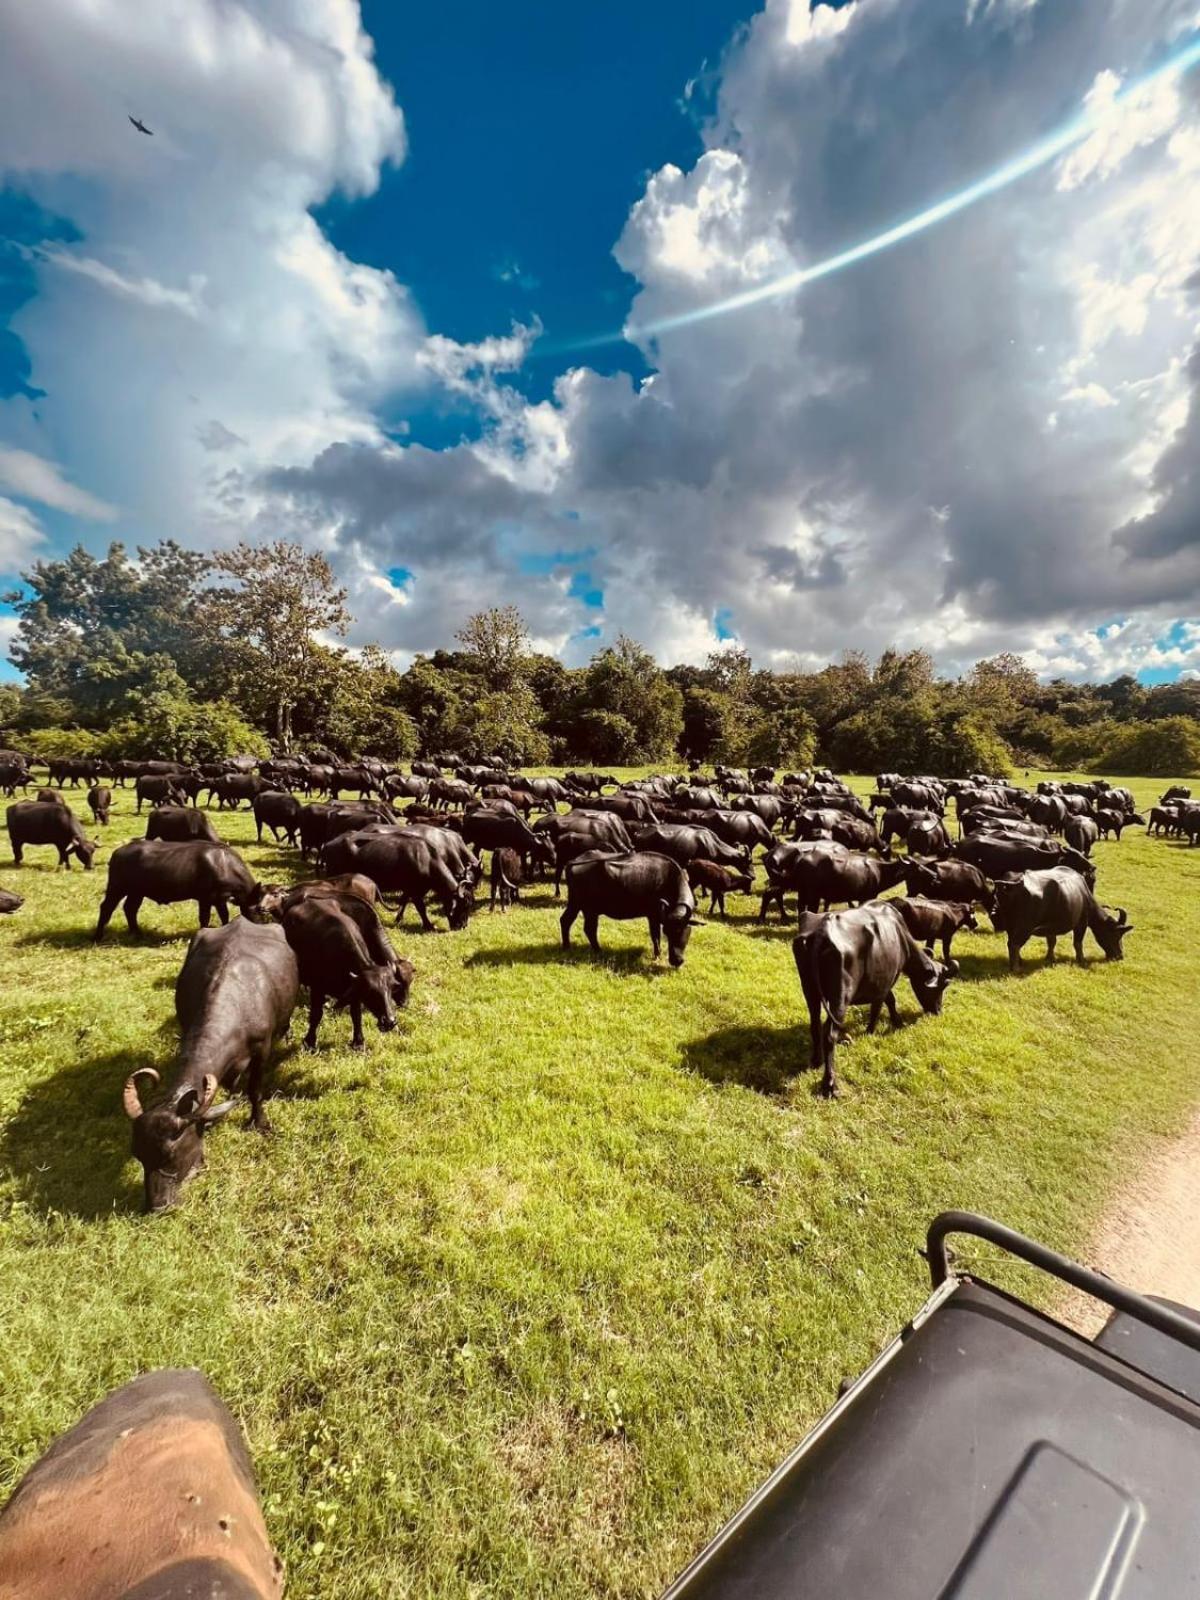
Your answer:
[122,1067,160,1120]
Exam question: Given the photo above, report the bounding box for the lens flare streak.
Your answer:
[560,33,1200,353]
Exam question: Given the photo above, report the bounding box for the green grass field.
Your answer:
[1,770,1197,1597]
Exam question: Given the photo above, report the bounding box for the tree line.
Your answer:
[3,539,1198,776]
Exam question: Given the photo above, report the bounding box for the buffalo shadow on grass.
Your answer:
[0,1046,148,1218]
[680,1023,804,1096]
[465,941,673,979]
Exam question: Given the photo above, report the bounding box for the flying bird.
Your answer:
[128,115,153,136]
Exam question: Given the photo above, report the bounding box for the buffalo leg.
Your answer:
[414,895,435,933]
[349,1001,365,1051]
[304,992,325,1050]
[247,1053,272,1134]
[560,903,579,948]
[123,894,144,935]
[583,911,601,954]
[819,1016,839,1098]
[648,916,661,959]
[1044,934,1057,963]
[57,846,71,870]
[94,890,122,940]
[866,1000,883,1034]
[215,898,230,926]
[1074,928,1087,964]
[885,990,901,1027]
[941,936,953,963]
[197,900,212,928]
[1007,935,1024,972]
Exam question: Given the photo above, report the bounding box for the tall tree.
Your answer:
[207,540,350,748]
[455,605,531,691]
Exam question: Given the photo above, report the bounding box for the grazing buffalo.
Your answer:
[1064,815,1100,856]
[490,846,524,910]
[686,858,754,915]
[123,918,299,1209]
[903,815,950,856]
[321,828,477,931]
[891,897,978,962]
[282,895,405,1049]
[87,783,112,825]
[0,887,23,914]
[0,1369,283,1599]
[696,808,775,854]
[952,834,1096,887]
[526,776,571,808]
[146,804,222,843]
[136,773,186,811]
[6,801,98,869]
[990,866,1134,970]
[253,789,302,845]
[0,760,28,796]
[793,902,955,1097]
[904,857,994,912]
[95,840,260,939]
[561,850,701,965]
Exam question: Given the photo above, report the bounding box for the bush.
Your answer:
[18,726,106,762]
[101,694,270,764]
[569,709,640,764]
[1093,716,1200,777]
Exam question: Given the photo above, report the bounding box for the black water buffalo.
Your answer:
[282,895,404,1049]
[1064,814,1100,856]
[793,901,955,1096]
[1095,806,1144,840]
[526,776,570,808]
[253,789,302,845]
[891,897,978,962]
[135,774,186,811]
[6,801,98,869]
[146,804,222,843]
[560,850,700,966]
[686,858,753,915]
[891,781,944,813]
[96,840,260,939]
[1026,793,1068,829]
[904,857,994,912]
[695,808,775,854]
[490,846,524,910]
[789,843,907,914]
[730,793,787,830]
[990,866,1134,969]
[412,760,442,779]
[0,887,23,913]
[321,827,477,930]
[206,772,267,809]
[952,834,1096,887]
[47,757,100,787]
[122,918,299,1209]
[1161,785,1192,803]
[0,1370,283,1599]
[903,815,950,856]
[0,760,28,796]
[384,773,430,801]
[87,783,112,825]
[429,777,475,808]
[630,823,749,872]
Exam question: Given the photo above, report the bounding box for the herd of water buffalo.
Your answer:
[0,744,1183,1197]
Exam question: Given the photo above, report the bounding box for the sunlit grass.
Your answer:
[1,769,1197,1597]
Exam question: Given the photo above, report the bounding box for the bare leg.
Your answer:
[123,895,144,936]
[560,904,578,948]
[349,1001,365,1051]
[304,992,325,1050]
[583,911,601,953]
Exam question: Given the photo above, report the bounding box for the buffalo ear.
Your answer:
[1118,922,1134,935]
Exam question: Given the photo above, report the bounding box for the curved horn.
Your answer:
[1118,906,1128,924]
[194,1073,219,1117]
[123,1067,159,1120]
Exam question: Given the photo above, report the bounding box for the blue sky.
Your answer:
[0,0,1198,685]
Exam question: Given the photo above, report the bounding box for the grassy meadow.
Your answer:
[1,768,1198,1597]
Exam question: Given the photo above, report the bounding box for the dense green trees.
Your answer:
[3,538,1198,773]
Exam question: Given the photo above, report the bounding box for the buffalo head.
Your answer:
[123,1068,235,1213]
[661,898,704,967]
[336,964,398,1038]
[911,951,956,1015]
[445,878,476,930]
[71,836,99,870]
[1096,905,1135,961]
